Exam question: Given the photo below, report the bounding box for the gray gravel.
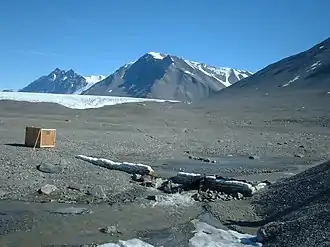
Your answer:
[252,160,330,247]
[0,97,330,246]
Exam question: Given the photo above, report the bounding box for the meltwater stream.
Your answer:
[0,156,311,246]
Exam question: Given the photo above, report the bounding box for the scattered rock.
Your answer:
[38,184,58,195]
[294,153,304,158]
[158,180,183,194]
[88,186,108,199]
[188,155,216,163]
[140,175,155,187]
[146,195,158,201]
[191,189,246,202]
[248,155,259,160]
[99,225,121,235]
[257,221,284,243]
[37,163,62,174]
[67,185,84,192]
[236,192,244,200]
[131,174,143,182]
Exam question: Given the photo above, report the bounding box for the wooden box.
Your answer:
[25,127,56,148]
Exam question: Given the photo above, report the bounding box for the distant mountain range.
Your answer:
[82,52,252,101]
[19,68,105,95]
[19,53,252,101]
[19,37,330,103]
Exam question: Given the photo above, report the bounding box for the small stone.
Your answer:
[88,186,107,199]
[140,175,155,187]
[131,174,142,182]
[38,184,57,195]
[37,163,62,174]
[146,195,158,201]
[159,180,182,194]
[248,156,259,160]
[192,193,202,202]
[299,145,305,148]
[257,222,284,243]
[236,192,244,200]
[294,153,304,158]
[99,225,119,235]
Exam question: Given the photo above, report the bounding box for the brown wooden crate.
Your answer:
[25,127,56,148]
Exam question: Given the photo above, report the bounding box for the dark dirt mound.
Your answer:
[253,160,330,247]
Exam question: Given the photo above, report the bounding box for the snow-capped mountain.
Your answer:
[213,37,330,99]
[20,68,105,94]
[83,52,252,101]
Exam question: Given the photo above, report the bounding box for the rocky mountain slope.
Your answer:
[20,68,105,94]
[82,52,252,101]
[212,38,330,100]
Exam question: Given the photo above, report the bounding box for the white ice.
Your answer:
[189,220,262,247]
[97,239,154,247]
[0,92,178,109]
[96,220,261,247]
[76,155,155,175]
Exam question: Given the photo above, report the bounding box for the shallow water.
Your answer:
[153,155,312,181]
[0,155,310,246]
[0,197,200,247]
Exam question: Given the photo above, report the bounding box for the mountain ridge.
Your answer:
[19,68,105,95]
[82,52,253,101]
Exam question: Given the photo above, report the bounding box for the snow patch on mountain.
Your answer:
[307,61,321,72]
[84,75,106,84]
[184,59,251,87]
[148,52,165,60]
[73,75,106,94]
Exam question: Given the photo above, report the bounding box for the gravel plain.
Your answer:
[0,95,329,246]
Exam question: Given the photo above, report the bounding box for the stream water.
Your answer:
[0,156,313,246]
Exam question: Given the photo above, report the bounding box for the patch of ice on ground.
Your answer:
[189,220,262,247]
[97,238,153,247]
[0,92,178,109]
[76,155,154,175]
[97,220,261,247]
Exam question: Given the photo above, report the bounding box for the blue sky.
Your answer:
[0,0,329,90]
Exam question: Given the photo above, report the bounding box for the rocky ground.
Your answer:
[0,97,329,246]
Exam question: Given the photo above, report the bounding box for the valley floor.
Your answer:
[0,97,329,246]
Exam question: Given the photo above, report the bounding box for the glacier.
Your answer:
[0,92,178,109]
